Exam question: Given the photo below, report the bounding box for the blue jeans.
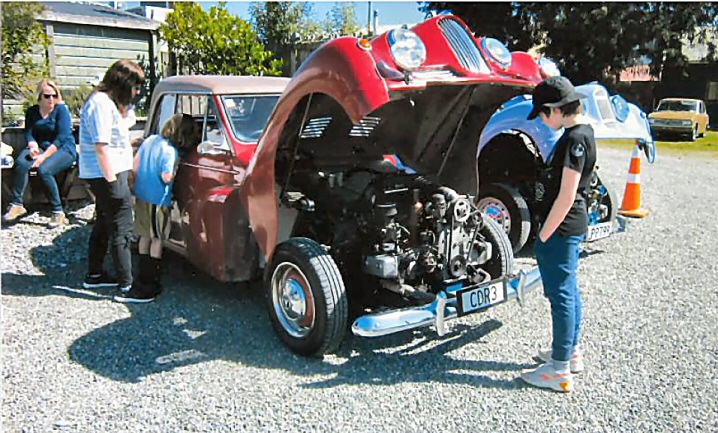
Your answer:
[534,232,584,362]
[11,147,76,213]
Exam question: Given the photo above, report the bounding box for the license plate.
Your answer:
[456,279,507,316]
[585,221,613,242]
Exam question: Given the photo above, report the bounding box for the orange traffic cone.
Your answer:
[618,143,649,218]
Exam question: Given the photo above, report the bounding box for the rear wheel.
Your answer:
[266,237,348,357]
[592,175,618,225]
[477,183,531,254]
[478,216,515,279]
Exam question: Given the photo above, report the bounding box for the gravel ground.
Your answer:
[2,146,718,433]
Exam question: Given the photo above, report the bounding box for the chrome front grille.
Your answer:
[438,18,489,74]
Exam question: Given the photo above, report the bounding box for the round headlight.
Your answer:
[481,37,512,68]
[611,95,630,123]
[388,29,427,71]
[537,57,561,77]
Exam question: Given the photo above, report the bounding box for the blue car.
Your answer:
[476,82,656,253]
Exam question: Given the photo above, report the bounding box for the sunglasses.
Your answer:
[42,94,58,100]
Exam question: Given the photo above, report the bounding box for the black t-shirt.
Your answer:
[540,124,597,236]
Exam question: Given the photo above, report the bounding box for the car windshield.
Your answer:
[221,95,281,142]
[657,100,697,112]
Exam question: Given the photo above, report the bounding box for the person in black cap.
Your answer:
[519,76,596,393]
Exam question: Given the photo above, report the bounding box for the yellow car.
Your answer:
[648,98,709,141]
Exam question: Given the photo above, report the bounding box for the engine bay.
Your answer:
[282,161,499,307]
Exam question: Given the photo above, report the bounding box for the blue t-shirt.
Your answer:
[134,135,178,206]
[24,103,77,156]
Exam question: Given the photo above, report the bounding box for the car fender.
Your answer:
[478,97,560,162]
[241,37,391,262]
[478,83,655,165]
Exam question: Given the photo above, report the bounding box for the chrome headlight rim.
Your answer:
[387,28,427,71]
[537,57,561,77]
[480,37,512,68]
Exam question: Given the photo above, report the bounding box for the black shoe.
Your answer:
[113,283,160,304]
[83,273,118,289]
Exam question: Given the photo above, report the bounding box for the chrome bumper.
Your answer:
[352,266,543,338]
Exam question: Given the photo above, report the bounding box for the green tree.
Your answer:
[159,2,282,76]
[325,2,360,37]
[420,2,718,84]
[249,2,324,75]
[250,2,323,52]
[1,2,50,114]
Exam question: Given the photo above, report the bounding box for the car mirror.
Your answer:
[638,139,656,164]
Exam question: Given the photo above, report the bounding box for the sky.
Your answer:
[220,1,426,26]
[119,1,426,26]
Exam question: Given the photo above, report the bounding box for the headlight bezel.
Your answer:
[387,28,427,72]
[537,57,561,78]
[480,37,512,68]
[610,95,630,123]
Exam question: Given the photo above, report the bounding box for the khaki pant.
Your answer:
[133,199,171,240]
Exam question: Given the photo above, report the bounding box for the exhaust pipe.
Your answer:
[352,266,542,338]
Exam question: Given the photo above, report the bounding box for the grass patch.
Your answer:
[599,130,718,158]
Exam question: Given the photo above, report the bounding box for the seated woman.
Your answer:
[2,79,78,227]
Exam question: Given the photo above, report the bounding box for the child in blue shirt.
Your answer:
[114,114,199,303]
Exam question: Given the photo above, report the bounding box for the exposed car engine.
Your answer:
[284,162,499,305]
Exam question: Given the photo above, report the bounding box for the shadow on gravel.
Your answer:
[2,222,102,302]
[4,219,532,389]
[303,319,534,390]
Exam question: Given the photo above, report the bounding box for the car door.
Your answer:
[169,93,241,276]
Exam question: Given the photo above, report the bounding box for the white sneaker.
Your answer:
[520,362,574,393]
[536,347,584,373]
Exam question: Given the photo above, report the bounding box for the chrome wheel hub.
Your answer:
[477,197,511,235]
[271,263,315,338]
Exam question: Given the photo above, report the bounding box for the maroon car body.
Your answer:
[146,15,549,357]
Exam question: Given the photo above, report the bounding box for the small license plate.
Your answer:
[585,221,613,242]
[456,279,507,316]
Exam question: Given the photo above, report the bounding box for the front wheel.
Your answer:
[477,183,531,254]
[265,237,348,357]
[591,175,618,225]
[691,124,699,141]
[477,216,515,279]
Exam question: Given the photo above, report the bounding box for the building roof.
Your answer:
[39,2,159,31]
[154,76,291,95]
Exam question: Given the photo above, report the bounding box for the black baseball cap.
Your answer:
[527,76,587,120]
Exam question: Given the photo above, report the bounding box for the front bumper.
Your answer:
[650,124,693,134]
[352,266,543,338]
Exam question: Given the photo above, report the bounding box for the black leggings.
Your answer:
[86,170,134,287]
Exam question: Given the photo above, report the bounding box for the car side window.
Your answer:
[174,94,229,152]
[204,100,229,149]
[150,94,177,135]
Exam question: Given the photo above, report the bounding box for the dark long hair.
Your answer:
[96,59,144,114]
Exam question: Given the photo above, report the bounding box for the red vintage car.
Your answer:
[146,15,551,357]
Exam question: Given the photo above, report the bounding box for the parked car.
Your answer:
[476,82,656,253]
[145,15,553,357]
[648,98,709,141]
